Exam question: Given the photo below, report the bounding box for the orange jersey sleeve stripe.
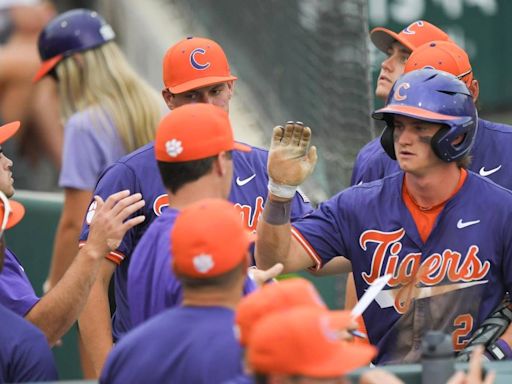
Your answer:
[78,241,125,265]
[291,226,322,271]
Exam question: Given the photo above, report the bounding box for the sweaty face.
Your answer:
[0,148,14,198]
[393,115,444,176]
[375,42,410,101]
[164,82,233,112]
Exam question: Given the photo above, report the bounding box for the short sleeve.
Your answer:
[79,162,139,264]
[292,194,349,270]
[59,111,125,190]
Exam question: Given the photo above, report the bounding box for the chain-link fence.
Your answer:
[174,0,374,198]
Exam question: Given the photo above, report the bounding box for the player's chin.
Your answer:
[375,84,391,100]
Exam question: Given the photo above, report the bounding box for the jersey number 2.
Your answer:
[452,313,474,351]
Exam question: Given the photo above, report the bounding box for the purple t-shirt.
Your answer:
[100,306,243,384]
[292,171,512,364]
[127,208,256,329]
[0,248,39,316]
[59,108,126,190]
[351,119,512,188]
[79,142,311,340]
[0,303,58,382]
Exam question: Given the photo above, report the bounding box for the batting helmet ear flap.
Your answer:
[430,125,450,161]
[380,120,397,160]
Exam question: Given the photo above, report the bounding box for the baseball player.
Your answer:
[256,68,512,364]
[77,36,310,376]
[346,23,512,325]
[0,120,145,347]
[351,20,451,186]
[128,103,259,327]
[0,193,58,383]
[100,198,255,384]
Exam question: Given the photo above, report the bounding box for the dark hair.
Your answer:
[157,156,216,193]
[177,259,246,289]
[253,374,268,384]
[157,151,232,194]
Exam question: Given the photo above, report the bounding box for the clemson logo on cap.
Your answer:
[165,139,183,158]
[402,20,424,35]
[193,254,214,273]
[393,82,410,101]
[190,48,210,70]
[86,201,97,225]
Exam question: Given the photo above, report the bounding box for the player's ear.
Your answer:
[215,151,231,176]
[162,89,175,110]
[469,79,479,102]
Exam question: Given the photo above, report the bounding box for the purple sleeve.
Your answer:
[79,162,139,264]
[292,194,349,270]
[59,111,125,190]
[0,249,39,316]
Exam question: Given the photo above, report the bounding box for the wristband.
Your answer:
[263,198,292,225]
[487,338,512,360]
[268,179,297,199]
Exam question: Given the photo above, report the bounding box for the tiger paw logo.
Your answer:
[193,254,214,274]
[86,201,97,225]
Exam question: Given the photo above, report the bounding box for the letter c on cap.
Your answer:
[402,20,424,35]
[393,82,410,101]
[190,48,210,70]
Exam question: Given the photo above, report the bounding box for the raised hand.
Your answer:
[268,121,318,190]
[86,190,145,258]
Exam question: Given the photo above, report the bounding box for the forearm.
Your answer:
[47,219,82,288]
[256,196,295,271]
[78,279,114,377]
[25,244,104,345]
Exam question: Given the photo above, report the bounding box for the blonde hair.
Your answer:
[56,42,161,152]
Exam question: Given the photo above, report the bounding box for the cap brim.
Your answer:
[0,121,20,144]
[169,75,238,94]
[372,105,459,122]
[33,55,63,83]
[234,142,251,152]
[5,200,25,229]
[370,27,415,53]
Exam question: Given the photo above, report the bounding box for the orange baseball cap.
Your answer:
[0,197,25,230]
[404,40,473,87]
[163,37,238,94]
[171,198,255,279]
[155,103,250,162]
[248,307,377,378]
[236,278,327,346]
[0,122,20,144]
[371,20,451,53]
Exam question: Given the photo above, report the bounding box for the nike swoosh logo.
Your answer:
[479,165,502,177]
[236,174,256,186]
[457,219,481,229]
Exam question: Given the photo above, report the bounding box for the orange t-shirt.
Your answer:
[402,169,468,243]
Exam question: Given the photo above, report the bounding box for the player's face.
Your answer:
[393,115,445,176]
[0,148,14,198]
[375,42,410,101]
[163,81,234,113]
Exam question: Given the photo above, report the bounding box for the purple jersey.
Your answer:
[127,207,257,329]
[79,142,311,340]
[0,303,58,382]
[292,171,512,364]
[351,119,512,188]
[100,306,243,384]
[0,249,39,316]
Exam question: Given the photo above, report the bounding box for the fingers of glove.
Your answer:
[297,125,311,152]
[271,126,284,148]
[280,121,295,146]
[306,145,318,170]
[291,122,304,147]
